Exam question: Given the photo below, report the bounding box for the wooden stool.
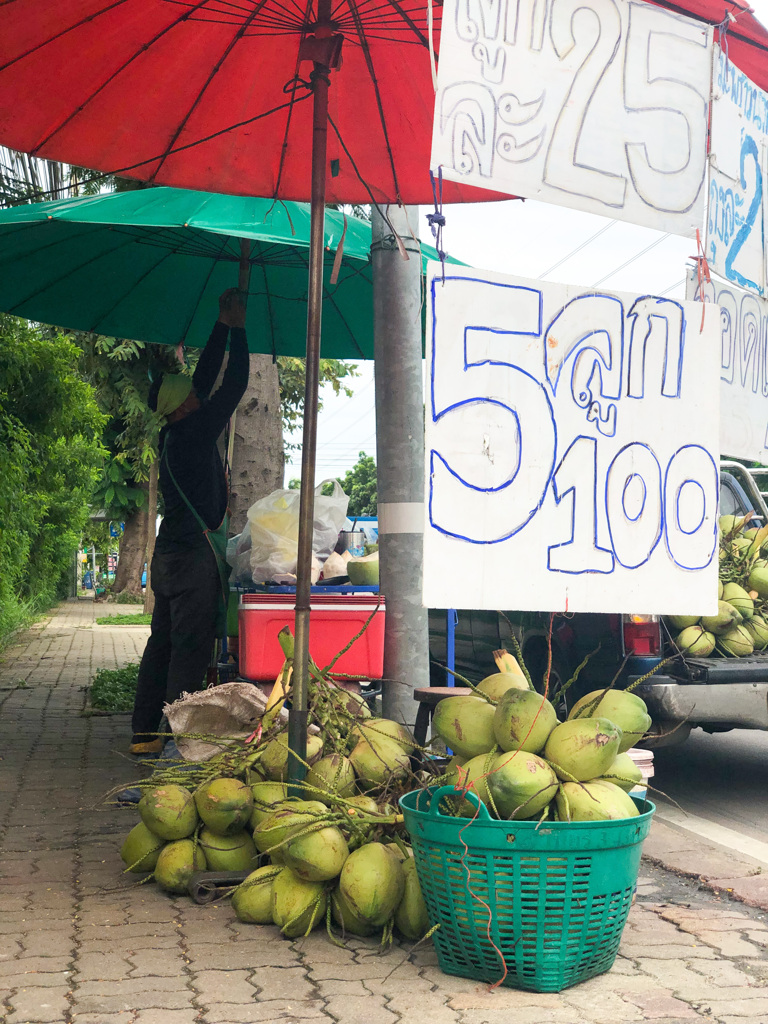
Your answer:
[413,686,473,746]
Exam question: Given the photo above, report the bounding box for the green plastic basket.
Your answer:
[400,786,654,993]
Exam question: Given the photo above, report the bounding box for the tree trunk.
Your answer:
[228,353,284,536]
[113,482,149,595]
[143,460,159,614]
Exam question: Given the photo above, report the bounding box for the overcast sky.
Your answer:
[284,0,768,485]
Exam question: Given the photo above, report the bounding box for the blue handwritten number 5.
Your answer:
[725,136,763,294]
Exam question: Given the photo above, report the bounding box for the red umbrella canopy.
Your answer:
[0,0,510,205]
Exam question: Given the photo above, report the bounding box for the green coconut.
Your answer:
[340,689,372,721]
[349,736,410,791]
[249,781,289,831]
[231,865,282,924]
[305,754,357,803]
[719,623,755,657]
[331,885,377,937]
[346,552,379,585]
[198,828,258,872]
[261,733,324,781]
[339,842,405,927]
[544,717,623,781]
[253,801,327,860]
[350,718,416,755]
[194,778,254,836]
[722,582,754,621]
[745,614,768,651]
[395,858,430,940]
[486,751,558,819]
[154,839,206,893]
[432,695,496,759]
[675,625,716,657]
[719,514,743,536]
[666,614,700,631]
[718,579,724,600]
[138,785,198,841]
[345,794,380,815]
[493,688,557,754]
[284,824,349,882]
[441,750,497,817]
[567,689,651,753]
[700,601,742,635]
[120,822,165,873]
[476,671,530,701]
[748,567,768,600]
[271,867,327,938]
[556,781,639,821]
[598,752,643,792]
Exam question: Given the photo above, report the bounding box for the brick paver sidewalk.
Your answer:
[1,601,767,1024]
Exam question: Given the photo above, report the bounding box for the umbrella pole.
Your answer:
[288,33,331,785]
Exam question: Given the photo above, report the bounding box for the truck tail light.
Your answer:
[622,614,661,657]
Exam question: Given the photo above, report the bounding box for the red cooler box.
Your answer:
[238,593,385,682]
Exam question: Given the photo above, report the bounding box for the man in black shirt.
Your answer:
[130,288,249,755]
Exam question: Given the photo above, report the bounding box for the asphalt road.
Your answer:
[651,727,768,848]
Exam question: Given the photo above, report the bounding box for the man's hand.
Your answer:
[218,287,247,329]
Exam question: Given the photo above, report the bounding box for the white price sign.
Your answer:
[424,266,720,614]
[431,0,712,236]
[707,47,768,297]
[687,267,768,463]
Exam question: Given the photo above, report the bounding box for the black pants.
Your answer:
[132,543,220,743]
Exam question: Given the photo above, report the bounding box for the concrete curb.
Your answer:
[643,819,768,911]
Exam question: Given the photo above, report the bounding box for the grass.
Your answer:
[89,663,139,712]
[0,596,39,654]
[96,612,151,626]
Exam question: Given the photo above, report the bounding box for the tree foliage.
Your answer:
[338,451,377,517]
[0,316,105,639]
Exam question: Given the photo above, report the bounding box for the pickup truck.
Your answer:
[427,462,768,747]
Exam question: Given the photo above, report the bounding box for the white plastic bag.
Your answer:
[247,480,349,583]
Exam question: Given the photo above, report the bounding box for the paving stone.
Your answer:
[455,1007,585,1024]
[133,1011,201,1024]
[128,948,187,977]
[690,932,762,958]
[0,970,72,988]
[5,985,71,1023]
[200,1000,329,1023]
[75,977,188,997]
[322,993,398,1024]
[622,989,701,1019]
[18,932,75,956]
[192,968,258,1004]
[185,941,300,970]
[73,990,195,1013]
[71,1014,132,1023]
[694,1000,768,1017]
[0,957,72,977]
[315,978,369,997]
[252,966,316,1001]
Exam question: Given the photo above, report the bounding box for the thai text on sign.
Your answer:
[431,0,712,237]
[423,266,720,614]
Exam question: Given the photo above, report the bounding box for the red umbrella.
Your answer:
[0,0,512,778]
[1,0,766,776]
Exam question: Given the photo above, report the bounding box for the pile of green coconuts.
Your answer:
[668,514,768,658]
[119,687,430,945]
[431,666,652,823]
[117,650,653,944]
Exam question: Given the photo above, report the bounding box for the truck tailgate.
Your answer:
[670,651,768,684]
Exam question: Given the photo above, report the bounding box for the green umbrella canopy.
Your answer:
[0,188,451,359]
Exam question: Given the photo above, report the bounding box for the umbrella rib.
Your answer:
[4,223,191,312]
[0,0,129,72]
[270,23,310,199]
[259,256,279,361]
[337,0,429,45]
[177,232,232,343]
[7,1,216,154]
[150,0,275,182]
[343,0,402,200]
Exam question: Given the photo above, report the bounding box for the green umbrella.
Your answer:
[0,187,446,358]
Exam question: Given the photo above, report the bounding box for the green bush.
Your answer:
[112,590,144,605]
[0,317,104,648]
[89,663,139,712]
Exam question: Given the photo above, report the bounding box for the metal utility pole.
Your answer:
[371,204,430,728]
